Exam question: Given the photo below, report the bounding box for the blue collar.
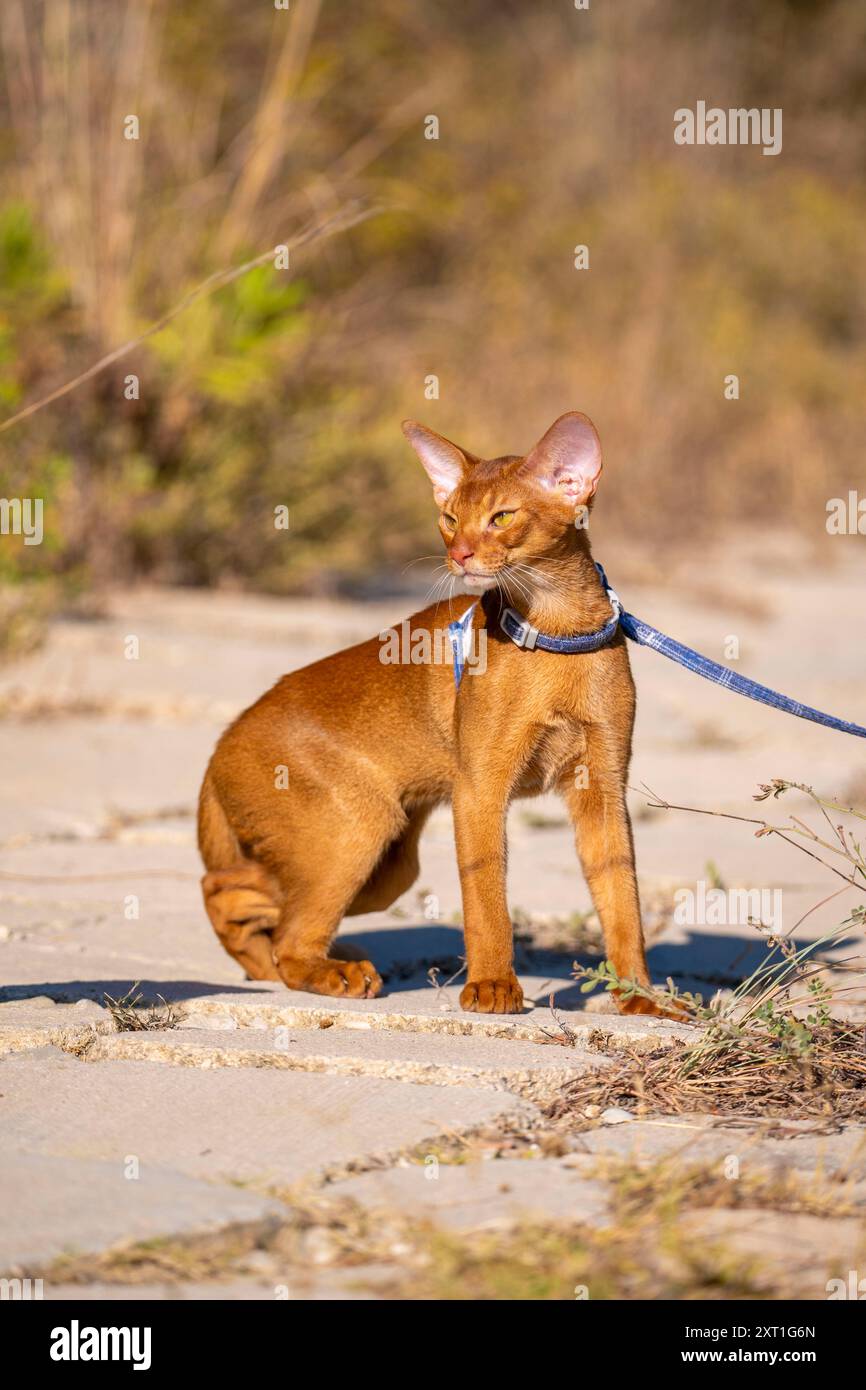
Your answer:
[446,563,621,689]
[499,564,621,653]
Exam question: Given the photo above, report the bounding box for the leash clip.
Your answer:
[500,606,539,650]
[595,563,622,622]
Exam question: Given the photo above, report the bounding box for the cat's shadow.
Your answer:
[0,979,254,1007]
[1,926,850,1014]
[342,921,846,1009]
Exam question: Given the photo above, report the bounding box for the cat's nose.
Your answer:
[448,543,474,567]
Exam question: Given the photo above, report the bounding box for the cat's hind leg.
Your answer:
[268,797,410,998]
[344,805,430,915]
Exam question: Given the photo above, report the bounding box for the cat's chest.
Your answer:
[512,716,587,797]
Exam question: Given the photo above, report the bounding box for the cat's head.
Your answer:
[402,412,602,594]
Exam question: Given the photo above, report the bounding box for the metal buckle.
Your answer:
[500,606,539,650]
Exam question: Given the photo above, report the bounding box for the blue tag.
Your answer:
[447,603,478,689]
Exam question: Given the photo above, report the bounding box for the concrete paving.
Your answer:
[83,1025,614,1094]
[0,1047,528,1185]
[336,1156,612,1230]
[0,1152,283,1272]
[572,1115,866,1178]
[40,1276,390,1301]
[2,556,865,1295]
[679,1207,866,1296]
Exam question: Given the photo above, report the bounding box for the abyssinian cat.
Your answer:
[198,412,663,1016]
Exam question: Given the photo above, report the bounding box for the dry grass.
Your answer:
[556,780,866,1122]
[102,983,178,1033]
[26,1193,767,1300]
[35,1154,865,1300]
[600,1155,866,1223]
[563,930,866,1121]
[544,1021,866,1125]
[0,0,378,350]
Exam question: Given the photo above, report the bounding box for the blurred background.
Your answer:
[0,0,864,649]
[1,4,865,1299]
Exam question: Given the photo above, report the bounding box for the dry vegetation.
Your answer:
[102,982,178,1033]
[37,1153,866,1301]
[0,0,864,625]
[553,780,866,1121]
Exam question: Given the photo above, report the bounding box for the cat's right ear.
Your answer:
[402,421,470,506]
[521,412,603,507]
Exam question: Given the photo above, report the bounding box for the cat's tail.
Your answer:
[197,767,242,871]
[197,770,283,977]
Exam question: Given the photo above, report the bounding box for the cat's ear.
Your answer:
[402,421,471,506]
[522,412,603,506]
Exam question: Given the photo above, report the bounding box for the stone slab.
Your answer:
[0,941,694,1050]
[571,1115,866,1182]
[336,1156,611,1231]
[0,1152,283,1273]
[0,1048,530,1192]
[39,1274,388,1301]
[681,1207,866,1295]
[84,1024,611,1095]
[0,997,112,1055]
[176,988,691,1050]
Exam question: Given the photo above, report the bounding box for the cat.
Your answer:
[197,412,662,1015]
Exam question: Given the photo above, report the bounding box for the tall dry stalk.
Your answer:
[1,0,157,345]
[214,0,323,261]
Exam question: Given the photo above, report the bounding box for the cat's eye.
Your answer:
[490,510,515,529]
[441,513,458,531]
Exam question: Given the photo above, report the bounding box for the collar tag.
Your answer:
[499,607,539,650]
[447,603,478,689]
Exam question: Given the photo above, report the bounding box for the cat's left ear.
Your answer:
[402,421,472,506]
[522,412,603,506]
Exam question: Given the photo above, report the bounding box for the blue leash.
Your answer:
[593,563,866,741]
[449,562,866,740]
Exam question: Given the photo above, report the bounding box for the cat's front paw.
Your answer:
[460,976,524,1014]
[276,956,383,999]
[616,991,686,1021]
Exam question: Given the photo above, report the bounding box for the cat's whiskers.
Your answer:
[422,545,600,634]
[510,560,554,590]
[505,562,552,606]
[424,569,453,606]
[443,574,457,618]
[402,554,448,573]
[503,557,608,632]
[500,566,533,607]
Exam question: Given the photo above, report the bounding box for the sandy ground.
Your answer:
[1,540,865,1298]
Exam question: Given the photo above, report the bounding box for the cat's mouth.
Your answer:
[460,571,499,593]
